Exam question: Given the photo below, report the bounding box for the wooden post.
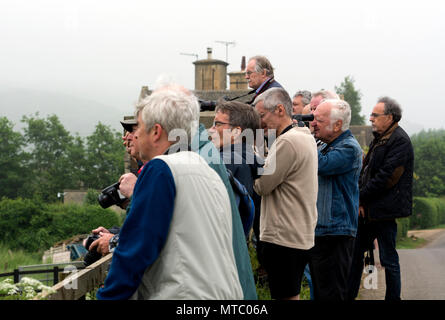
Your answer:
[35,254,113,300]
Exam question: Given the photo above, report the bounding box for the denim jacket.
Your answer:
[315,130,362,237]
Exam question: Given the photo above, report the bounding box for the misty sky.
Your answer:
[1,0,444,132]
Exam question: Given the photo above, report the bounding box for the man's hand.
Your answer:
[123,132,131,153]
[119,173,137,198]
[359,205,365,218]
[89,232,114,256]
[92,226,110,235]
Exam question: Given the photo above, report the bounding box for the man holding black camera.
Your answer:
[96,85,246,300]
[88,115,144,257]
[253,88,318,300]
[309,99,362,300]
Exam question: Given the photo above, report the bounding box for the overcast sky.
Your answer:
[1,0,444,131]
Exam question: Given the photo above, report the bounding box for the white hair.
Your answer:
[136,87,200,142]
[323,99,351,131]
[313,90,340,100]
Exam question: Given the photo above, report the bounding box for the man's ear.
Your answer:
[231,126,242,140]
[152,124,163,142]
[334,119,343,132]
[232,126,243,137]
[276,104,286,116]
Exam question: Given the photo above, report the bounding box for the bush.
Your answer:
[396,217,410,241]
[431,197,445,225]
[84,189,100,205]
[0,198,120,252]
[410,197,445,229]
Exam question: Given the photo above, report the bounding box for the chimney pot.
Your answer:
[207,47,212,59]
[241,56,246,71]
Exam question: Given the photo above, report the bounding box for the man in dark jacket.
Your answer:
[348,96,414,301]
[208,100,263,257]
[208,100,262,197]
[245,56,283,105]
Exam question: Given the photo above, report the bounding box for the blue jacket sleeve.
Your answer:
[318,144,360,176]
[96,159,176,300]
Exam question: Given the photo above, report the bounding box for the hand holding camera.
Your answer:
[118,173,138,198]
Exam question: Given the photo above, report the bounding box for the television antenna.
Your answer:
[215,41,236,62]
[180,52,198,60]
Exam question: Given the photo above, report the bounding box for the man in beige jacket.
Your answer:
[253,88,318,300]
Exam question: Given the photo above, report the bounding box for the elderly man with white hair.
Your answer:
[97,86,244,300]
[309,99,363,301]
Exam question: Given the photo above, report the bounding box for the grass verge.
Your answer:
[396,236,427,249]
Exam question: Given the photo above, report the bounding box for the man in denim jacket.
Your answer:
[309,99,363,300]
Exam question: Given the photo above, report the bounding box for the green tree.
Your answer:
[411,129,445,197]
[0,117,28,198]
[83,122,125,189]
[21,113,77,202]
[335,76,365,125]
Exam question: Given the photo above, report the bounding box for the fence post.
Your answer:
[53,266,59,285]
[13,269,19,283]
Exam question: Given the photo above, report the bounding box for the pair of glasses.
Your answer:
[212,121,232,127]
[370,113,387,118]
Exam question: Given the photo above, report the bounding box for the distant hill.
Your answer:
[0,87,128,136]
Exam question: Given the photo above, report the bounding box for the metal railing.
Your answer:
[0,261,85,286]
[36,254,112,300]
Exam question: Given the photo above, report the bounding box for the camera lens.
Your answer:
[98,193,114,209]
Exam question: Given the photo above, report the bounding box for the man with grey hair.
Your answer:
[253,87,318,300]
[292,90,312,115]
[309,99,362,300]
[310,90,340,112]
[348,96,413,301]
[245,55,283,105]
[97,87,244,300]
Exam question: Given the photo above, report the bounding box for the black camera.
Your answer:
[97,182,127,209]
[83,234,101,266]
[199,99,218,111]
[292,113,314,122]
[292,113,314,128]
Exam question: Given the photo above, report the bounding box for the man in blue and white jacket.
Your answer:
[97,87,244,300]
[309,99,363,301]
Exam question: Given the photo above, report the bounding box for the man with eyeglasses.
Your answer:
[208,100,262,198]
[208,100,263,242]
[348,96,414,301]
[245,56,283,105]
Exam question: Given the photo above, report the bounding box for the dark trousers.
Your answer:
[348,218,401,300]
[309,235,355,301]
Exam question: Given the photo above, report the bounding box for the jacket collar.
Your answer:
[373,122,399,142]
[324,129,352,148]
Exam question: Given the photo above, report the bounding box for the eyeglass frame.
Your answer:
[212,120,233,127]
[370,112,387,118]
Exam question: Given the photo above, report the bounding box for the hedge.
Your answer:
[410,196,445,230]
[0,198,120,252]
[396,217,410,240]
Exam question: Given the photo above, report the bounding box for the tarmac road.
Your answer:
[358,229,445,300]
[399,230,445,300]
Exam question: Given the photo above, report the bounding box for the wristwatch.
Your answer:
[108,234,120,253]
